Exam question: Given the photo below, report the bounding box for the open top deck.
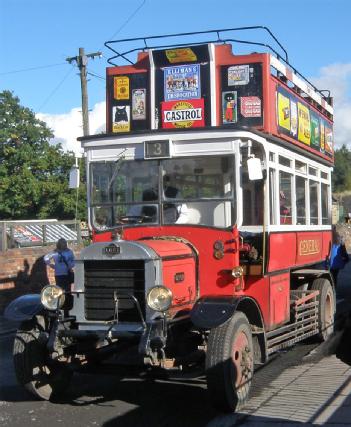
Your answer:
[100,27,333,164]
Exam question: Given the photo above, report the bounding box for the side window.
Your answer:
[309,180,319,225]
[279,171,292,225]
[242,169,264,226]
[269,169,277,225]
[296,176,306,224]
[321,183,329,225]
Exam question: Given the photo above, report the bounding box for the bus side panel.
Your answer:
[268,231,331,273]
[267,232,296,272]
[295,232,324,265]
[269,272,290,328]
[243,275,270,327]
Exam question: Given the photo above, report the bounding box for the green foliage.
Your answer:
[0,90,86,220]
[333,145,351,192]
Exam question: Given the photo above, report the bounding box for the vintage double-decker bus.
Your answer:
[8,28,335,412]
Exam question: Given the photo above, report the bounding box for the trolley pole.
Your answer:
[66,48,102,137]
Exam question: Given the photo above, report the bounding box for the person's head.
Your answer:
[279,191,286,205]
[142,188,157,201]
[56,238,68,252]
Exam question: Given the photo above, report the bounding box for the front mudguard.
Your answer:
[4,294,44,322]
[190,295,244,329]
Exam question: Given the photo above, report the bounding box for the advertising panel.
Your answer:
[222,91,238,123]
[277,86,333,157]
[298,103,311,146]
[132,89,146,120]
[108,71,149,133]
[221,62,263,127]
[161,98,205,129]
[114,76,130,100]
[164,64,201,101]
[112,105,130,132]
[165,48,197,64]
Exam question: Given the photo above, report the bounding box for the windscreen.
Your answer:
[90,155,235,229]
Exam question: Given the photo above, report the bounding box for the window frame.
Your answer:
[267,143,331,229]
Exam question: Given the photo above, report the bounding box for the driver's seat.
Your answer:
[141,205,157,222]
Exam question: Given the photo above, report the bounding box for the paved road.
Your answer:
[1,263,351,426]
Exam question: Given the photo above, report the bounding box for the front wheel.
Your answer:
[13,316,72,400]
[311,278,335,341]
[206,311,254,412]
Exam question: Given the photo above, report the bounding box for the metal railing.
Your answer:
[0,220,84,251]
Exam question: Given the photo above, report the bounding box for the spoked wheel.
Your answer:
[13,316,72,400]
[311,278,336,341]
[206,311,254,412]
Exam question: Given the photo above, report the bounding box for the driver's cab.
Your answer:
[88,134,267,234]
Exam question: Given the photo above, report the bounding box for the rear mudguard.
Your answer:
[190,295,246,329]
[4,294,44,322]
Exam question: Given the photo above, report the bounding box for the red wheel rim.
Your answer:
[232,330,253,388]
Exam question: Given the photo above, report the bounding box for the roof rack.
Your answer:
[104,26,331,108]
[105,26,288,64]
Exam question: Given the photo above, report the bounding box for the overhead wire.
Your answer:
[0,62,67,76]
[99,0,146,52]
[4,0,146,114]
[87,71,105,81]
[36,65,76,112]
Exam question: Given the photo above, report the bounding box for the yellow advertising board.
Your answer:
[114,76,130,100]
[165,48,197,64]
[277,91,291,131]
[297,103,311,145]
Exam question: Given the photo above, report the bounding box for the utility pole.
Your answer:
[66,48,102,136]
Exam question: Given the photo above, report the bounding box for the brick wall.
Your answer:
[0,245,82,313]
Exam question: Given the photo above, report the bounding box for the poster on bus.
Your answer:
[276,86,333,157]
[132,89,146,120]
[277,91,291,131]
[164,64,201,101]
[112,105,130,133]
[220,62,263,127]
[222,91,238,123]
[161,98,205,129]
[297,103,311,146]
[310,112,320,149]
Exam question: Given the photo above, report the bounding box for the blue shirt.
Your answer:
[44,249,75,276]
[329,243,349,270]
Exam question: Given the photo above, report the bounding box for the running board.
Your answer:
[266,290,319,355]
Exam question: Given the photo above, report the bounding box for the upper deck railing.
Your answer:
[104,26,331,107]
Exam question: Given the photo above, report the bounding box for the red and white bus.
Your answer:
[9,28,335,411]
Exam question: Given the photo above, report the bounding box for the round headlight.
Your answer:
[41,285,65,310]
[147,286,173,312]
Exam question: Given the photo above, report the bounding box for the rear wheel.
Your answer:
[13,316,72,400]
[311,278,335,341]
[206,311,254,412]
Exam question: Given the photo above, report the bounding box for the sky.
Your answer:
[1,0,351,154]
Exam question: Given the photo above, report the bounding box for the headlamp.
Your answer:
[147,286,173,312]
[41,285,65,310]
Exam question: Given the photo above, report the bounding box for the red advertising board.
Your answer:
[161,98,205,129]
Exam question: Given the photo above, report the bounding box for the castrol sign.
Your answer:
[161,99,205,129]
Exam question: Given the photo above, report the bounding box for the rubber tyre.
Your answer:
[13,317,72,400]
[311,278,335,342]
[206,311,254,412]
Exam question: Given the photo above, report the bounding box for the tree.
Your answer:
[333,145,351,192]
[0,90,86,220]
